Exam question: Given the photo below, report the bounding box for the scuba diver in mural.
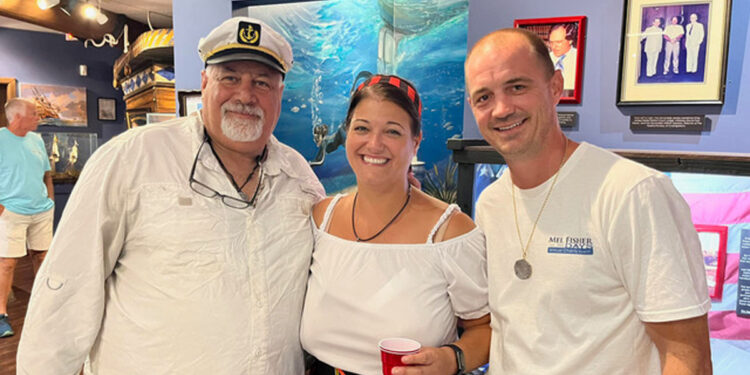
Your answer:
[308,0,466,167]
[309,71,372,166]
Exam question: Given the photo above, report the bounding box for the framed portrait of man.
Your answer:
[617,0,731,105]
[515,16,587,104]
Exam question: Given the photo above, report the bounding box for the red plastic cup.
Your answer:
[378,338,421,375]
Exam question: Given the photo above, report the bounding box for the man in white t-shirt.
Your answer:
[663,16,685,74]
[465,27,712,374]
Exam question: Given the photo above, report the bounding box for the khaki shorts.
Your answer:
[0,208,54,257]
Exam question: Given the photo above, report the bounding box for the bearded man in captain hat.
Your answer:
[18,17,324,374]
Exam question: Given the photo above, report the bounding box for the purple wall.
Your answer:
[464,0,750,154]
[0,27,127,141]
[173,0,232,90]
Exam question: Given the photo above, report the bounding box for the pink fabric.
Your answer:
[683,192,750,225]
[708,310,750,340]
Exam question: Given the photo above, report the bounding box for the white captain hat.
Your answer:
[198,17,293,77]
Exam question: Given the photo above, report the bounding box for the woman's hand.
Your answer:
[390,346,457,375]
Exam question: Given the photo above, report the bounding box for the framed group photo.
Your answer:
[617,0,731,105]
[515,16,587,104]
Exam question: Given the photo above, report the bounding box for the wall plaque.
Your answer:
[557,111,578,128]
[630,115,704,132]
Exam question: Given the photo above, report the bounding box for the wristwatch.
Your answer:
[442,343,465,375]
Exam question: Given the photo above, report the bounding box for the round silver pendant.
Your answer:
[514,258,532,280]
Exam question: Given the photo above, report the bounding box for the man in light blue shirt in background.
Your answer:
[0,98,54,338]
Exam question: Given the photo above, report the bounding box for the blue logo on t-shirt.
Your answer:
[547,236,594,255]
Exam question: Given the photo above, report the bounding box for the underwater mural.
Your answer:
[234,0,468,193]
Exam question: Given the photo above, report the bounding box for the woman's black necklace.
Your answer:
[351,186,411,242]
[206,133,266,200]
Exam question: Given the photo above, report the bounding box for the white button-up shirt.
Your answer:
[17,112,325,375]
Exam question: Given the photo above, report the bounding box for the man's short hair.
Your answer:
[4,98,34,123]
[511,28,557,79]
[467,28,556,79]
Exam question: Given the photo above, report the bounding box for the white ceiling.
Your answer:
[0,0,173,33]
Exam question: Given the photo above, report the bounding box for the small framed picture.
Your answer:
[514,16,587,104]
[178,90,203,117]
[617,0,731,105]
[695,224,728,300]
[97,97,116,121]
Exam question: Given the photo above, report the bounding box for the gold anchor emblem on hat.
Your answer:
[239,24,259,44]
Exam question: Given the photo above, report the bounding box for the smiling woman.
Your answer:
[300,74,491,375]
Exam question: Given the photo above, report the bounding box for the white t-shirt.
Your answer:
[301,196,489,374]
[476,142,710,375]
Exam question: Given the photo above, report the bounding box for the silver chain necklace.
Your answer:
[511,139,568,280]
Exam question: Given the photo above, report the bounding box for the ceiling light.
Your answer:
[83,3,97,19]
[80,0,107,24]
[37,0,60,10]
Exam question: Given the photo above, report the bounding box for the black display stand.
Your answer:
[448,139,750,217]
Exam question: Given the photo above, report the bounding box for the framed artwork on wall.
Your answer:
[695,224,728,300]
[514,16,587,104]
[39,132,98,182]
[19,83,87,127]
[126,110,148,129]
[98,98,116,121]
[178,90,202,117]
[617,0,731,105]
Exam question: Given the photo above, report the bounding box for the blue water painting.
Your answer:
[234,0,468,193]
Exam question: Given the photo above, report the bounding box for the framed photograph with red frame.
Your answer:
[695,224,728,300]
[514,16,587,104]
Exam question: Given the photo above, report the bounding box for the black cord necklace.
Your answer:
[205,132,266,198]
[351,186,411,242]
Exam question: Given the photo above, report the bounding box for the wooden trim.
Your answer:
[1,77,18,128]
[1,77,18,100]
